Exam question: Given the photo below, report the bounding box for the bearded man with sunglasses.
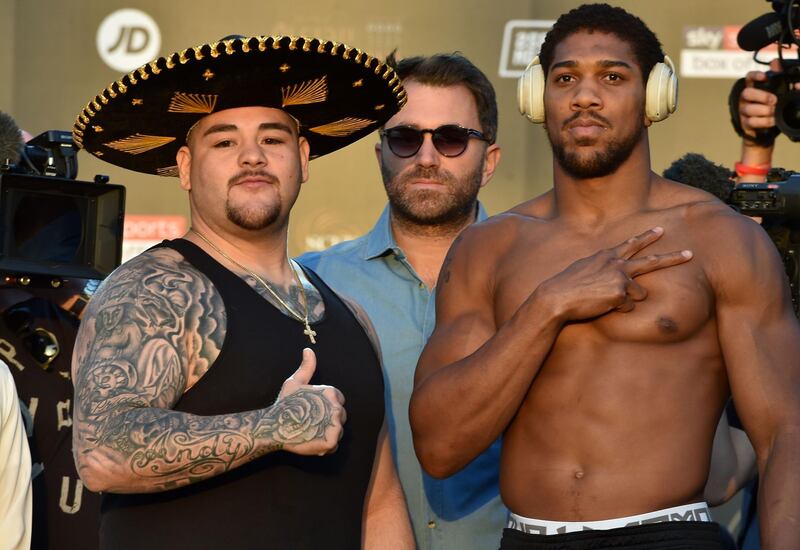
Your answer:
[410,4,800,549]
[299,53,505,549]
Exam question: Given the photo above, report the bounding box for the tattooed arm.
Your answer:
[71,249,345,494]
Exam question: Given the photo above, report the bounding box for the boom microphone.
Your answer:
[0,111,24,166]
[737,12,785,51]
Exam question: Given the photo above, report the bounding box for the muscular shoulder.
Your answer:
[683,198,764,254]
[87,246,212,317]
[656,176,725,206]
[457,203,550,255]
[438,211,547,294]
[683,201,786,301]
[77,246,227,389]
[651,178,743,248]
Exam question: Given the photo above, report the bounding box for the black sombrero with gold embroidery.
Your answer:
[72,35,406,176]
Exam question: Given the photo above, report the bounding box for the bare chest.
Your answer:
[494,224,714,345]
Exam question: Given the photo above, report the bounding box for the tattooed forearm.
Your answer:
[79,388,332,492]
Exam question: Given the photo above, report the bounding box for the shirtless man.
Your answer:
[409,5,800,549]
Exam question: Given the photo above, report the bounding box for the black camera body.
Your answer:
[4,130,79,179]
[753,60,800,141]
[0,172,125,280]
[0,129,125,282]
[729,173,800,313]
[735,0,800,141]
[731,173,800,216]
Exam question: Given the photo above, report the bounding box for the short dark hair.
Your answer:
[386,52,498,144]
[538,3,664,82]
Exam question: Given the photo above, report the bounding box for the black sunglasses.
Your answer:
[380,125,489,158]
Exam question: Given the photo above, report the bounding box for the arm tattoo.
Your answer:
[114,388,332,488]
[74,250,334,491]
[440,233,465,286]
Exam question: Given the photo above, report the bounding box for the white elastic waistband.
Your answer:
[507,502,712,535]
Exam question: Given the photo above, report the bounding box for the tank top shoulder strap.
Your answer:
[298,264,335,299]
[154,238,247,296]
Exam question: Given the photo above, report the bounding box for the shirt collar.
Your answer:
[362,202,488,261]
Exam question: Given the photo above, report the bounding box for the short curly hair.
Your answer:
[386,51,498,144]
[538,4,664,83]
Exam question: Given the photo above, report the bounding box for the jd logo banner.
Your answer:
[96,9,161,72]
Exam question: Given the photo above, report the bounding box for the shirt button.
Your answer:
[427,520,437,529]
[418,282,425,290]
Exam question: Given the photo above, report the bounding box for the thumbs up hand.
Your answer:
[266,348,347,456]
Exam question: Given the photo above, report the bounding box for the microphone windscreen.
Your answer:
[0,111,23,165]
[737,12,783,51]
[663,153,735,202]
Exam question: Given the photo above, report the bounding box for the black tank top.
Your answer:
[99,238,384,550]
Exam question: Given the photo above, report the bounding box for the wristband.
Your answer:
[734,162,770,177]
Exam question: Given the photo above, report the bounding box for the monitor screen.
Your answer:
[0,173,125,279]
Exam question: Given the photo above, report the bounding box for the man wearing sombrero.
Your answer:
[70,35,413,549]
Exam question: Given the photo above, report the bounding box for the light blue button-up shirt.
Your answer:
[298,204,505,550]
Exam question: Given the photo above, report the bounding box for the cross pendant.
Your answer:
[303,321,317,344]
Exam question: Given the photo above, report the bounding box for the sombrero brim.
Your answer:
[73,35,407,176]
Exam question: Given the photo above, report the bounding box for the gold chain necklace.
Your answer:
[190,228,317,344]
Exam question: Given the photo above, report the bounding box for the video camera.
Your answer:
[3,129,79,180]
[734,0,800,141]
[730,170,800,217]
[0,116,125,283]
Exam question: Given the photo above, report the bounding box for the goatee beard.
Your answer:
[225,169,282,230]
[547,112,643,179]
[226,201,281,230]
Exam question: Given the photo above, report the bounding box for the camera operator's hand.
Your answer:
[735,60,780,183]
[739,69,778,138]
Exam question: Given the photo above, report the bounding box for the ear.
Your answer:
[298,136,311,184]
[643,97,654,127]
[176,146,192,191]
[374,140,384,170]
[479,143,501,188]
